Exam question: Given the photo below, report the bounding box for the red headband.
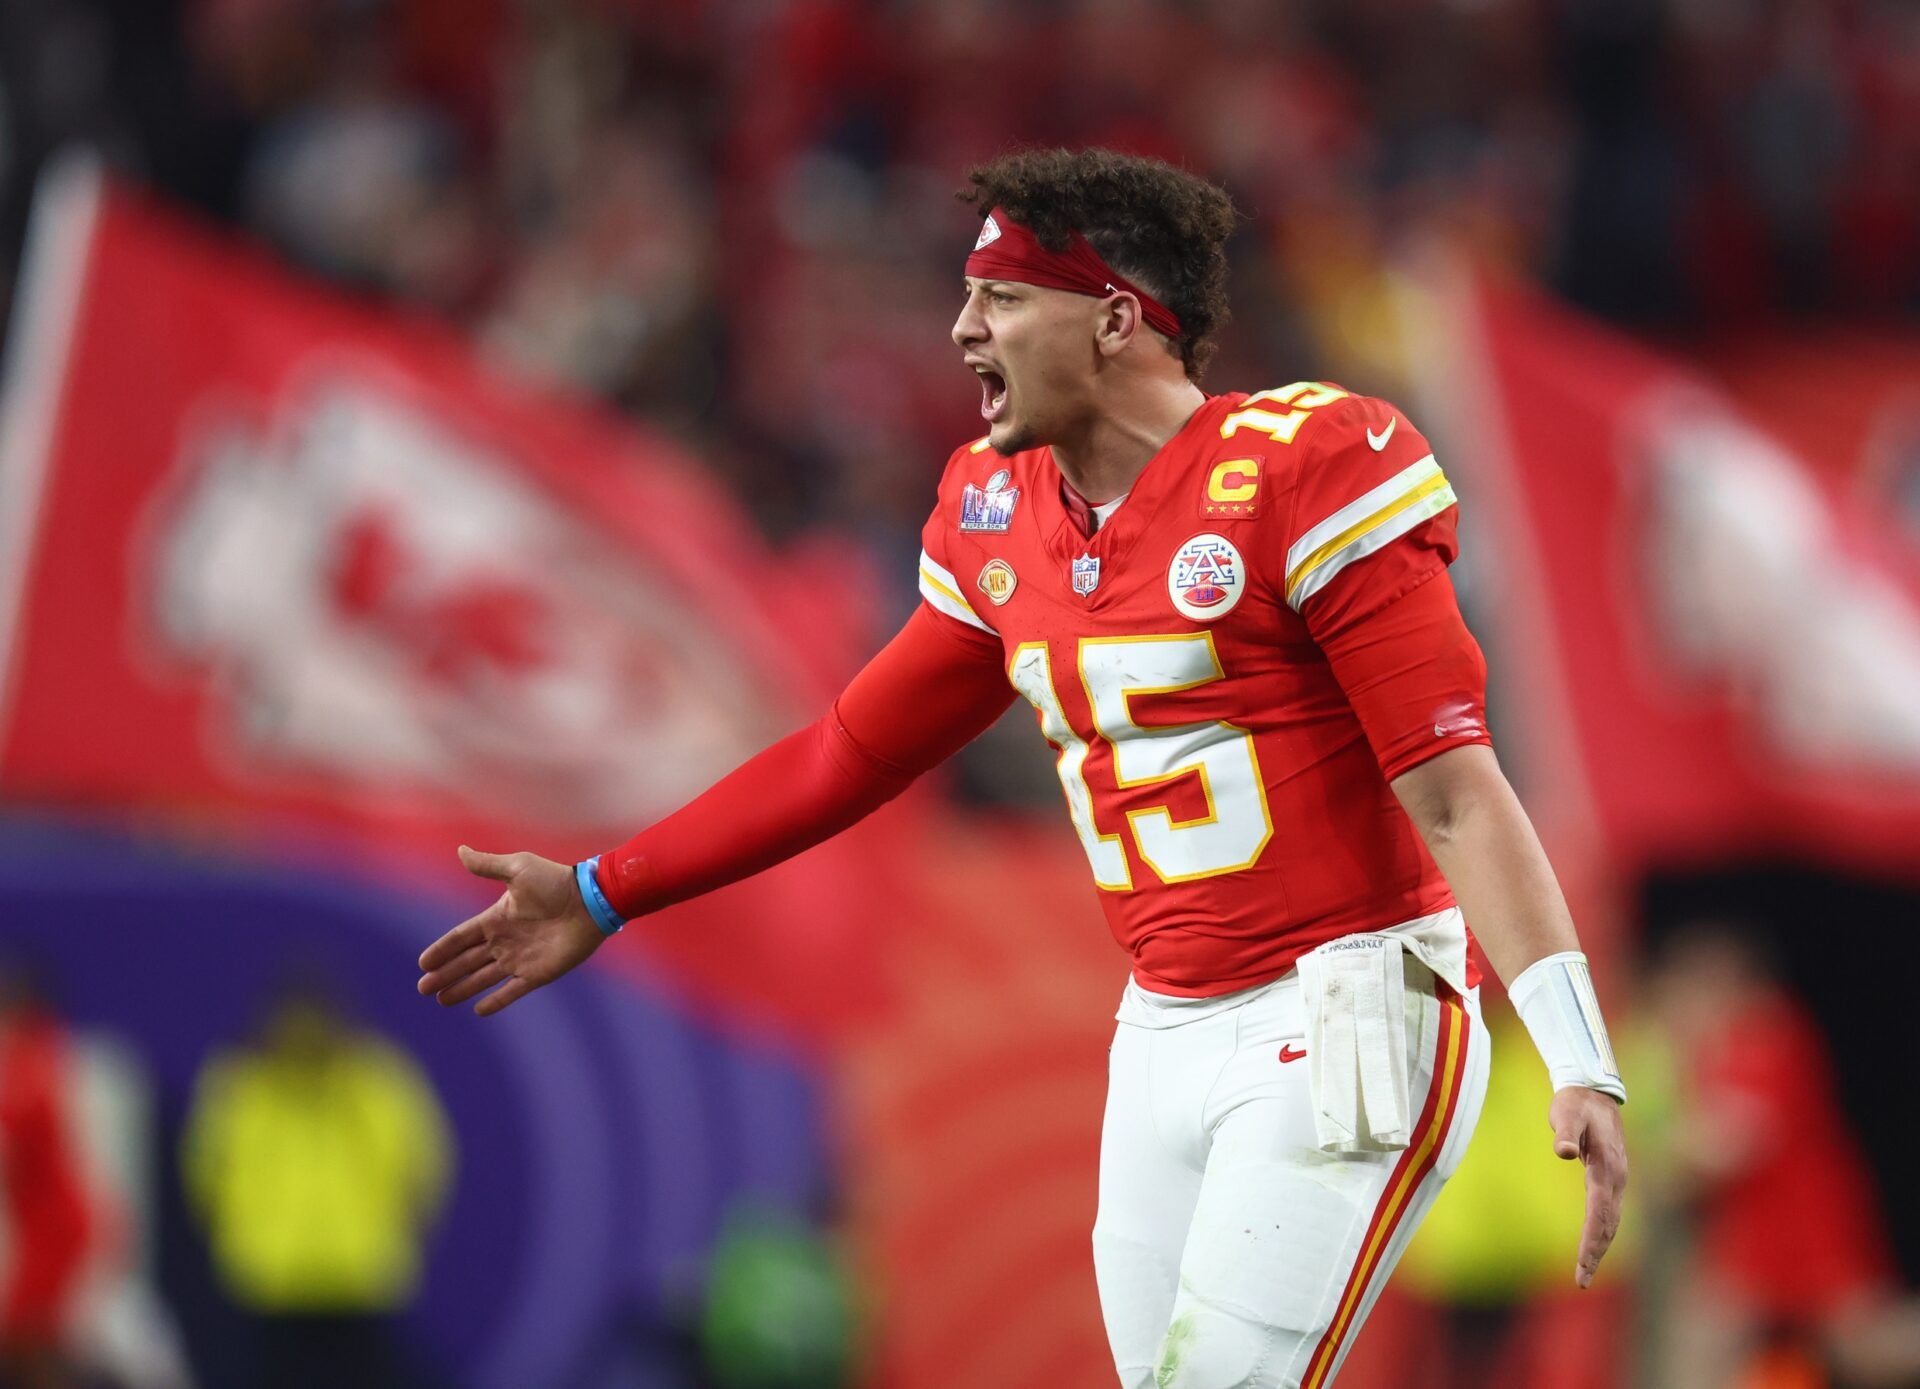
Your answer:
[965,208,1185,340]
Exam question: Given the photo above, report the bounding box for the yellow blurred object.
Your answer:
[181,1010,451,1313]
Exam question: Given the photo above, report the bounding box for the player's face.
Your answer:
[953,278,1100,455]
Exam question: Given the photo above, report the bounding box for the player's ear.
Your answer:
[1093,291,1141,360]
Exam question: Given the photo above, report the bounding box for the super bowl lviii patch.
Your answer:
[959,469,1019,532]
[1168,532,1245,620]
[977,558,1017,605]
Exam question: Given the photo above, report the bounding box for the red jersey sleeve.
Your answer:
[1282,394,1490,779]
[915,442,1007,658]
[1281,395,1459,640]
[1317,570,1491,780]
[594,606,1011,920]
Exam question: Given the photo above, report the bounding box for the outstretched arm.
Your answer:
[417,607,1013,1015]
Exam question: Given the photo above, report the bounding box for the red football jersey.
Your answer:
[917,384,1488,996]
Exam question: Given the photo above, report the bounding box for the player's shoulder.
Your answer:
[935,434,1007,491]
[1275,386,1458,608]
[1248,384,1440,515]
[919,436,1038,631]
[930,434,1049,521]
[1218,381,1417,457]
[1299,386,1421,454]
[1194,382,1429,525]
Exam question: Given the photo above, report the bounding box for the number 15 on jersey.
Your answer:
[1009,634,1274,891]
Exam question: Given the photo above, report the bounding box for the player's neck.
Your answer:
[1050,375,1207,505]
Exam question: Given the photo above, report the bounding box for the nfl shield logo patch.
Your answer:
[1072,553,1101,596]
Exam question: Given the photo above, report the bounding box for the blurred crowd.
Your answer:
[1,0,1917,565]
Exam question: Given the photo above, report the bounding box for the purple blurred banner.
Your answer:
[0,821,831,1388]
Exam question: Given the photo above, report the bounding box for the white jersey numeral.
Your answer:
[1009,643,1132,889]
[1010,634,1273,890]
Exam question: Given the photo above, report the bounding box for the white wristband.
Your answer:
[1508,951,1626,1104]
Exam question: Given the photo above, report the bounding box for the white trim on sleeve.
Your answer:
[917,549,995,634]
[1285,454,1456,609]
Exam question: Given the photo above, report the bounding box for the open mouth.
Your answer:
[976,367,1008,423]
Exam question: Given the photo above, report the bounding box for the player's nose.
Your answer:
[952,289,986,350]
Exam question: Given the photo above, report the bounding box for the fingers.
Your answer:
[1547,1091,1629,1289]
[436,959,509,1009]
[419,893,506,973]
[1551,1109,1584,1163]
[419,940,495,999]
[458,844,520,883]
[475,974,537,1017]
[1576,1164,1625,1287]
[1574,1133,1629,1290]
[417,917,489,975]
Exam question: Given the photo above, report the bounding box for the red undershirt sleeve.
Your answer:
[593,605,1013,920]
[1316,568,1493,782]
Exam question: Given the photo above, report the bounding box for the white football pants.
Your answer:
[1093,961,1489,1389]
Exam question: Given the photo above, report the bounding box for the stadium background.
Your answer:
[2,1,1918,1387]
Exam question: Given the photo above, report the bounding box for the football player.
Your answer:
[417,147,1628,1389]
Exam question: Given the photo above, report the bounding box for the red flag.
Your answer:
[1428,269,1920,884]
[0,161,898,1038]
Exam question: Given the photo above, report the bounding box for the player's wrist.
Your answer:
[574,856,626,936]
[1556,1082,1625,1108]
[1510,951,1627,1105]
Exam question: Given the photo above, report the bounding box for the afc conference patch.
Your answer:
[959,469,1019,532]
[1168,532,1245,621]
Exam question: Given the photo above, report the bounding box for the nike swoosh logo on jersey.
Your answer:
[1366,418,1396,451]
[1278,1044,1307,1063]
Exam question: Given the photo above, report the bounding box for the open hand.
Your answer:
[416,846,605,1016]
[1551,1085,1628,1289]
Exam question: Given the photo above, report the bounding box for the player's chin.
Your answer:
[988,415,1038,456]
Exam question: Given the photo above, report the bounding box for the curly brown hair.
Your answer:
[959,147,1238,380]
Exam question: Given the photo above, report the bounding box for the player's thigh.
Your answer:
[1154,986,1486,1389]
[1316,988,1490,1388]
[1093,1021,1208,1389]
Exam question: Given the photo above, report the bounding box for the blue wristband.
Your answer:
[575,856,625,936]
